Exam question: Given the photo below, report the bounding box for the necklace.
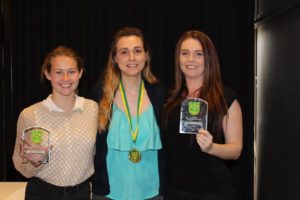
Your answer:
[119,79,144,163]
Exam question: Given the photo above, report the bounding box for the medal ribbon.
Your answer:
[119,79,144,143]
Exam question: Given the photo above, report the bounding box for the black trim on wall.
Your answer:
[0,0,4,182]
[255,0,300,199]
[1,0,13,181]
[255,0,300,24]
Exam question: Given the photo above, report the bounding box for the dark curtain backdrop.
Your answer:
[2,0,254,200]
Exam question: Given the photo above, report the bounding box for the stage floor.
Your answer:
[0,182,26,200]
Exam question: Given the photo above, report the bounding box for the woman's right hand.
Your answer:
[20,140,53,167]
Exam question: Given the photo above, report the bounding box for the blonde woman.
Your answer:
[91,27,165,200]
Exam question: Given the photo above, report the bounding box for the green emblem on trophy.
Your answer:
[188,101,200,116]
[30,129,43,144]
[180,98,208,134]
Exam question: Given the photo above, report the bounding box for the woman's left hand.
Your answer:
[196,129,213,153]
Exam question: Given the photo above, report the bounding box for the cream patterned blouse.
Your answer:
[13,95,98,186]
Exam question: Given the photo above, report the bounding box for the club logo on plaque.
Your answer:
[179,98,208,134]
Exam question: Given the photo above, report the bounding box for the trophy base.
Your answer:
[25,150,46,154]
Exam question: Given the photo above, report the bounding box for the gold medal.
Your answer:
[128,148,141,163]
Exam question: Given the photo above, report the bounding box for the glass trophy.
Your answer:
[22,126,51,164]
[179,98,208,134]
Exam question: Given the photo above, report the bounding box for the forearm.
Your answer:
[13,112,43,177]
[206,142,242,160]
[12,146,43,178]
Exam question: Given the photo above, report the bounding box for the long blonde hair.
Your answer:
[98,27,157,131]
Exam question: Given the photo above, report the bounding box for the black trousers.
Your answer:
[25,177,91,200]
[164,185,234,200]
[92,194,163,200]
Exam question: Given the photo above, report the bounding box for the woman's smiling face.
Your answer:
[114,35,147,79]
[180,38,205,81]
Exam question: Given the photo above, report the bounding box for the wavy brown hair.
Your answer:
[98,27,158,131]
[164,30,227,141]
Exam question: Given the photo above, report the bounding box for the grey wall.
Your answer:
[255,0,300,199]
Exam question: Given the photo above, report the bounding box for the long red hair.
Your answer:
[164,30,227,141]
